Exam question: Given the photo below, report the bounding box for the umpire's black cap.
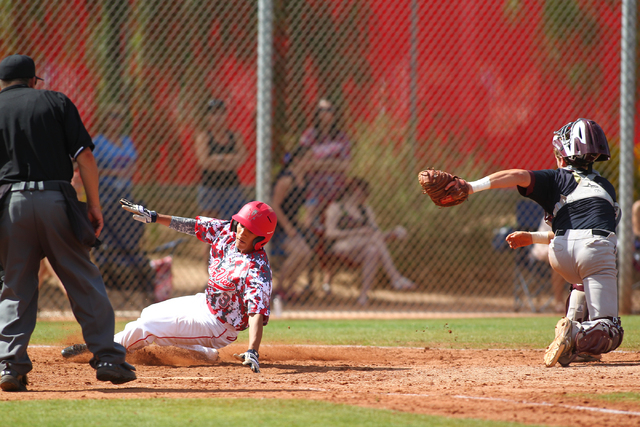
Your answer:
[0,54,44,81]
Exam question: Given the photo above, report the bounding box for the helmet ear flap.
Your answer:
[252,236,265,250]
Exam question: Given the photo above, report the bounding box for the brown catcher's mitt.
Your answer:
[418,168,469,207]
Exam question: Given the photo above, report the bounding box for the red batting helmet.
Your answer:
[552,118,610,165]
[232,201,277,251]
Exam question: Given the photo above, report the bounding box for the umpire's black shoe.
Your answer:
[1,369,28,392]
[61,343,89,358]
[96,361,137,385]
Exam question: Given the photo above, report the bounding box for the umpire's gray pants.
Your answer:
[0,190,127,375]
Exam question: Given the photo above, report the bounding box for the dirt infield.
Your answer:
[2,344,640,426]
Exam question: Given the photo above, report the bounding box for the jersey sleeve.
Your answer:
[52,92,94,158]
[243,256,272,323]
[516,169,559,215]
[195,217,229,244]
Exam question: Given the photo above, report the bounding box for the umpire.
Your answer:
[0,54,136,391]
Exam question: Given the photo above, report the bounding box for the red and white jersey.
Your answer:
[195,217,272,331]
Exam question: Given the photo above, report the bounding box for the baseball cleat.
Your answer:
[96,361,137,385]
[558,352,601,367]
[544,317,573,367]
[0,370,28,392]
[61,343,89,358]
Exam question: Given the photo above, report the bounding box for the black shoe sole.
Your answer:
[96,368,137,385]
[0,377,28,392]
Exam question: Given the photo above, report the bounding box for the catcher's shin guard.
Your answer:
[565,288,586,322]
[574,318,624,355]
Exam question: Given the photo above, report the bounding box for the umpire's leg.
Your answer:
[36,191,127,365]
[0,192,44,376]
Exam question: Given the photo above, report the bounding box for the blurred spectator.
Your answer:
[323,178,414,306]
[299,98,352,228]
[91,104,155,298]
[633,200,640,242]
[271,146,316,301]
[194,99,250,220]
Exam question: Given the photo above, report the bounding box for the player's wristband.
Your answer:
[246,349,259,358]
[468,177,491,193]
[150,211,158,223]
[530,231,549,244]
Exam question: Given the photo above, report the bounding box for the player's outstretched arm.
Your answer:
[467,169,531,194]
[119,199,196,234]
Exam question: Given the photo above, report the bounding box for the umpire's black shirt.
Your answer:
[0,84,94,185]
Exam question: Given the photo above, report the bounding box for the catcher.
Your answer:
[62,199,277,373]
[419,118,623,367]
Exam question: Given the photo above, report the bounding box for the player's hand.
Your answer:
[120,198,157,223]
[233,349,260,373]
[506,231,533,249]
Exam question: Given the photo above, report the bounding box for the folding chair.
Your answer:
[512,200,554,312]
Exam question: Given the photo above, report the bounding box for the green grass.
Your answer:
[25,316,639,427]
[33,316,640,351]
[0,398,547,427]
[571,392,640,403]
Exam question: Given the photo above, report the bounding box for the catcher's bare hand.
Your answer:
[506,231,533,249]
[120,198,157,223]
[418,168,469,207]
[233,349,260,373]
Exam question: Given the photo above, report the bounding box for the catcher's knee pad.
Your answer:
[575,318,624,355]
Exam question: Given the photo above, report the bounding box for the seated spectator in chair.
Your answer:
[194,99,251,266]
[194,98,250,220]
[323,178,414,306]
[298,98,352,229]
[271,147,317,301]
[91,104,155,299]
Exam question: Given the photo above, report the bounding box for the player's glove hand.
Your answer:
[233,349,260,373]
[418,168,469,207]
[120,198,157,223]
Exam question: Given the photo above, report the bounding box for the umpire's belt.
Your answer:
[555,229,611,237]
[9,180,67,192]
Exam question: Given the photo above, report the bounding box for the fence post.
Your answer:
[257,0,274,205]
[619,0,637,315]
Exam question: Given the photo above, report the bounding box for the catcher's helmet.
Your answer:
[232,201,277,251]
[552,118,610,165]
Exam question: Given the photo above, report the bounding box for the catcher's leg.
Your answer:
[558,318,624,367]
[565,286,586,322]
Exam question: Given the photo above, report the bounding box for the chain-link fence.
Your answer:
[2,0,638,315]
